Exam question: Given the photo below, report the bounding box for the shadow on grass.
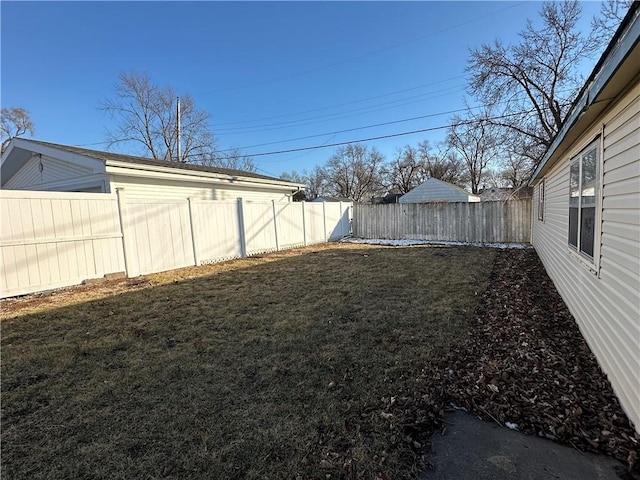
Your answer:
[1,244,496,480]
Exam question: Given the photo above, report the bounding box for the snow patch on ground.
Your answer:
[340,236,532,250]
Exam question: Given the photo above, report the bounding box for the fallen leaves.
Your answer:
[419,249,640,473]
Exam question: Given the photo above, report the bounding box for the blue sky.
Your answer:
[1,1,603,178]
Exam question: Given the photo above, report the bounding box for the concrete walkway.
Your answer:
[422,412,628,480]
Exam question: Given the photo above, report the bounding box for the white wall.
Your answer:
[532,80,640,430]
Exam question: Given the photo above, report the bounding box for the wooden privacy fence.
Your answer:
[353,199,531,244]
[0,190,352,298]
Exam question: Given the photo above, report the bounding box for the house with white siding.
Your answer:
[1,139,304,202]
[399,178,480,203]
[529,4,639,431]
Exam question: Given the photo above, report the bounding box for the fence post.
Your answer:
[272,199,280,252]
[115,188,131,277]
[302,201,308,246]
[237,197,248,257]
[187,198,200,266]
[322,201,328,241]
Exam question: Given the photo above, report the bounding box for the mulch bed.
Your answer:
[417,248,639,476]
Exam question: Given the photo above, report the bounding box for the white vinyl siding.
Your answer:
[109,175,293,202]
[3,155,104,191]
[531,80,640,429]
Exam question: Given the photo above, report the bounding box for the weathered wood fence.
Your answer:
[1,190,352,298]
[353,199,531,244]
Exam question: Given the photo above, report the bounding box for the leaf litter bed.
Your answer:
[414,248,640,477]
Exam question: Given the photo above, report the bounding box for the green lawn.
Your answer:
[1,243,495,479]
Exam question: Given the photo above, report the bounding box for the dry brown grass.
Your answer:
[1,243,495,479]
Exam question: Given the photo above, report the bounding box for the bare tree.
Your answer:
[281,168,325,200]
[499,154,532,190]
[100,72,217,163]
[417,141,466,186]
[1,107,35,154]
[324,144,385,202]
[467,1,600,168]
[304,166,327,200]
[213,147,257,172]
[592,0,634,42]
[385,145,428,194]
[447,114,502,195]
[285,167,327,200]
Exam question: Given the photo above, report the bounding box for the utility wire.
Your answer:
[216,107,471,153]
[211,75,467,127]
[214,85,465,134]
[215,91,577,154]
[186,106,563,160]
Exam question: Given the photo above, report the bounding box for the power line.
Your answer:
[210,75,467,128]
[217,107,470,153]
[214,85,466,134]
[193,106,567,160]
[216,89,578,154]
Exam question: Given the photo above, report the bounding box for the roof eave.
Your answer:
[105,159,305,190]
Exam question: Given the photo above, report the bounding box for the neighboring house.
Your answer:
[399,178,480,203]
[371,192,403,204]
[478,186,533,201]
[312,196,352,203]
[1,139,305,202]
[529,4,639,430]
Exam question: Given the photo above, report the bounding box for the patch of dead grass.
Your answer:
[1,243,495,479]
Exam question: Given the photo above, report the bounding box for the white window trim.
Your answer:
[566,135,603,276]
[537,179,545,222]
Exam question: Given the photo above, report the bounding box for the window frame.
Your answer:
[567,136,602,273]
[537,179,545,221]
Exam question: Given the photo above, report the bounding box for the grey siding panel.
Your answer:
[4,155,96,190]
[531,80,640,430]
[399,178,479,203]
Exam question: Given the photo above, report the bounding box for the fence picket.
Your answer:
[1,191,352,298]
[353,199,531,244]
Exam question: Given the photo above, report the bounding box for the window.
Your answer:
[537,180,545,221]
[568,140,599,260]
